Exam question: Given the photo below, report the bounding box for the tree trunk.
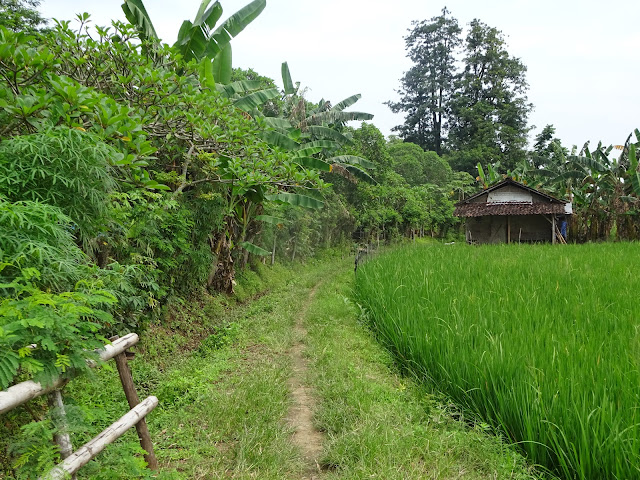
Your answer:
[210,235,234,294]
[209,218,236,294]
[271,234,276,266]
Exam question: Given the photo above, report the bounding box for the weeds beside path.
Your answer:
[65,254,540,479]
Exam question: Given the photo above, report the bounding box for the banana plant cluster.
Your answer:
[222,61,376,182]
[477,128,640,241]
[122,0,265,83]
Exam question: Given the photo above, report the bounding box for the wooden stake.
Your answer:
[47,389,76,479]
[114,348,158,470]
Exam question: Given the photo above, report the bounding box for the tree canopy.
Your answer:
[389,11,531,174]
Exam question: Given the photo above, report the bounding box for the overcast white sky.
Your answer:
[40,0,639,150]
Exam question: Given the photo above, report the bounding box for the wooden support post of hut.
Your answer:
[454,178,572,244]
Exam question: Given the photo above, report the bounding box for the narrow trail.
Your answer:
[285,282,324,480]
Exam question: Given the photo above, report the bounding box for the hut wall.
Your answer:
[510,215,551,243]
[466,216,506,244]
[466,214,551,244]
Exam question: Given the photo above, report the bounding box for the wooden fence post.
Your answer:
[41,397,158,480]
[113,346,158,470]
[47,389,76,479]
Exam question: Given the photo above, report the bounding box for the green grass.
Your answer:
[306,267,537,479]
[355,243,640,480]
[2,251,542,479]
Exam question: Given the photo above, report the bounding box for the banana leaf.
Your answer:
[212,43,232,84]
[198,57,216,89]
[255,215,286,226]
[240,241,271,256]
[629,144,637,173]
[295,157,332,172]
[630,171,640,197]
[306,110,373,126]
[345,165,375,184]
[328,155,375,169]
[193,0,223,29]
[281,62,295,95]
[121,0,158,41]
[568,155,606,173]
[209,0,265,55]
[296,140,339,151]
[234,87,280,111]
[265,193,324,209]
[175,20,209,61]
[293,146,323,158]
[263,117,293,132]
[217,80,264,97]
[307,126,352,145]
[331,94,362,112]
[261,130,299,151]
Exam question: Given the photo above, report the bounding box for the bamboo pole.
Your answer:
[0,334,139,415]
[40,396,158,480]
[47,390,73,459]
[114,350,158,470]
[47,390,76,480]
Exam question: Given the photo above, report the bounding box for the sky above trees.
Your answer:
[39,0,639,150]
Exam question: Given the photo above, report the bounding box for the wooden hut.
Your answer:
[454,178,572,244]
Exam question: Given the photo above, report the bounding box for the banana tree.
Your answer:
[122,0,265,83]
[224,62,376,182]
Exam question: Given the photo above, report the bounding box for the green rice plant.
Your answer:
[355,243,640,480]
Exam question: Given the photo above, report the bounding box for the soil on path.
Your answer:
[285,283,324,480]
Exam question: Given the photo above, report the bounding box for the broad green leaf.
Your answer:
[295,157,332,172]
[293,146,323,158]
[210,0,266,52]
[121,0,158,41]
[265,193,324,209]
[233,87,280,111]
[345,165,376,183]
[307,126,352,145]
[193,0,223,29]
[255,214,286,226]
[198,57,216,89]
[331,94,361,112]
[217,80,264,97]
[212,43,232,84]
[296,140,339,151]
[305,110,374,126]
[328,155,375,169]
[261,130,300,151]
[630,170,640,196]
[629,144,637,173]
[568,155,606,173]
[264,117,293,132]
[175,20,209,62]
[239,241,271,256]
[281,62,295,95]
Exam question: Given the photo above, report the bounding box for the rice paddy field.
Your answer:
[354,243,640,480]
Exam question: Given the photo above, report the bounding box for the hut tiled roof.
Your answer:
[454,178,568,218]
[455,202,566,217]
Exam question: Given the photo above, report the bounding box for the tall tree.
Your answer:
[448,19,531,173]
[387,8,461,155]
[0,0,47,34]
[529,124,567,169]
